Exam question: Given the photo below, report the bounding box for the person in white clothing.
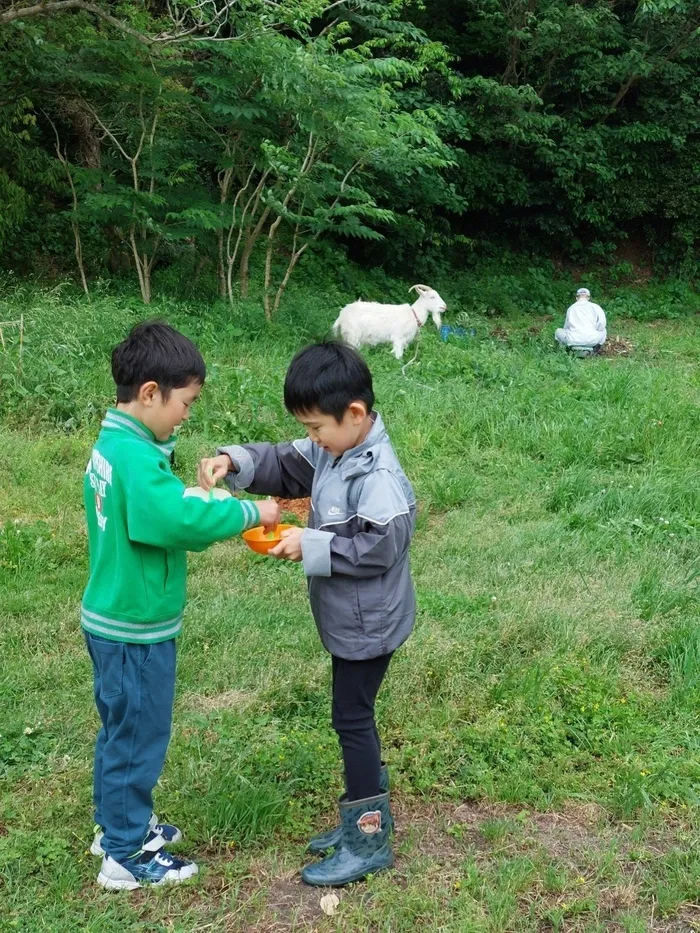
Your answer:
[555,288,607,352]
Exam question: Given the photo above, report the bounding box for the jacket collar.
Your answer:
[101,408,177,457]
[337,412,387,480]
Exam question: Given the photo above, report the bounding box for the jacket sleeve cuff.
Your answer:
[238,499,261,531]
[217,445,255,491]
[301,528,334,577]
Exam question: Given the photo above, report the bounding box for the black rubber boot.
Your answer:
[301,791,393,887]
[307,764,390,855]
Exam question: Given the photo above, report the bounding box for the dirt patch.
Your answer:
[243,803,469,930]
[254,870,326,931]
[655,907,700,931]
[597,881,642,913]
[600,335,634,357]
[393,799,472,860]
[276,498,310,524]
[527,808,618,867]
[451,800,638,868]
[206,799,694,931]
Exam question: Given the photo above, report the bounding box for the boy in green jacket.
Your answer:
[82,321,279,890]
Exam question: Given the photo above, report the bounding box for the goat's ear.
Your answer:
[410,284,429,294]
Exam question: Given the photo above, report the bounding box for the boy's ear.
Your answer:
[138,381,159,406]
[348,401,368,422]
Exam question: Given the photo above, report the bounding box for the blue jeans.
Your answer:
[85,632,176,861]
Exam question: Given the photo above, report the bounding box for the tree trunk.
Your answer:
[239,238,253,299]
[142,267,151,304]
[225,168,268,303]
[238,206,271,299]
[130,227,153,304]
[273,241,309,317]
[46,112,90,295]
[263,215,284,320]
[73,220,89,296]
[217,230,227,299]
[216,160,235,301]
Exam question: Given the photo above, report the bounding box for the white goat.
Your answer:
[332,285,447,359]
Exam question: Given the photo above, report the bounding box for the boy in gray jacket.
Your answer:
[198,342,416,886]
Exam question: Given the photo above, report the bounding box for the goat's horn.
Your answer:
[409,284,429,294]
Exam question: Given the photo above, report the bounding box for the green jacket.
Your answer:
[81,408,260,644]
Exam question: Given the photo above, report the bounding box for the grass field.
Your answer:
[1,279,700,931]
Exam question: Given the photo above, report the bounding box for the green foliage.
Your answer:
[2,0,700,300]
[404,0,700,267]
[0,1,459,306]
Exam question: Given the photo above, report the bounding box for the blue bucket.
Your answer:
[440,325,476,342]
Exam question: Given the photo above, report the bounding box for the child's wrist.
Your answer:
[238,500,260,531]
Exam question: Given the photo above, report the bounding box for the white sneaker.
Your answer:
[97,849,198,890]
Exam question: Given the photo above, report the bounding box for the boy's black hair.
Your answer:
[111,320,206,403]
[284,341,374,421]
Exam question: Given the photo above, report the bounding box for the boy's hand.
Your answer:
[257,498,281,534]
[270,526,303,562]
[198,455,233,491]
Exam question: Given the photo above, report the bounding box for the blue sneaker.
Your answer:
[97,848,198,890]
[90,812,182,856]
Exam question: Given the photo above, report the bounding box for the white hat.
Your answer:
[576,287,591,297]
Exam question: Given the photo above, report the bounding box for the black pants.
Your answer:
[331,652,393,801]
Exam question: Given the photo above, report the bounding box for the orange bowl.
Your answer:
[242,523,294,555]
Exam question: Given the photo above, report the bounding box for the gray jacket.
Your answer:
[219,413,416,660]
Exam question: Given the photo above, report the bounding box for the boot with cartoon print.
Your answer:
[301,791,393,887]
[307,764,391,856]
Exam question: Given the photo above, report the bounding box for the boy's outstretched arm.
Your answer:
[200,438,317,500]
[122,449,279,552]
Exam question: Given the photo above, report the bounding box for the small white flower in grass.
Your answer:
[24,727,34,735]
